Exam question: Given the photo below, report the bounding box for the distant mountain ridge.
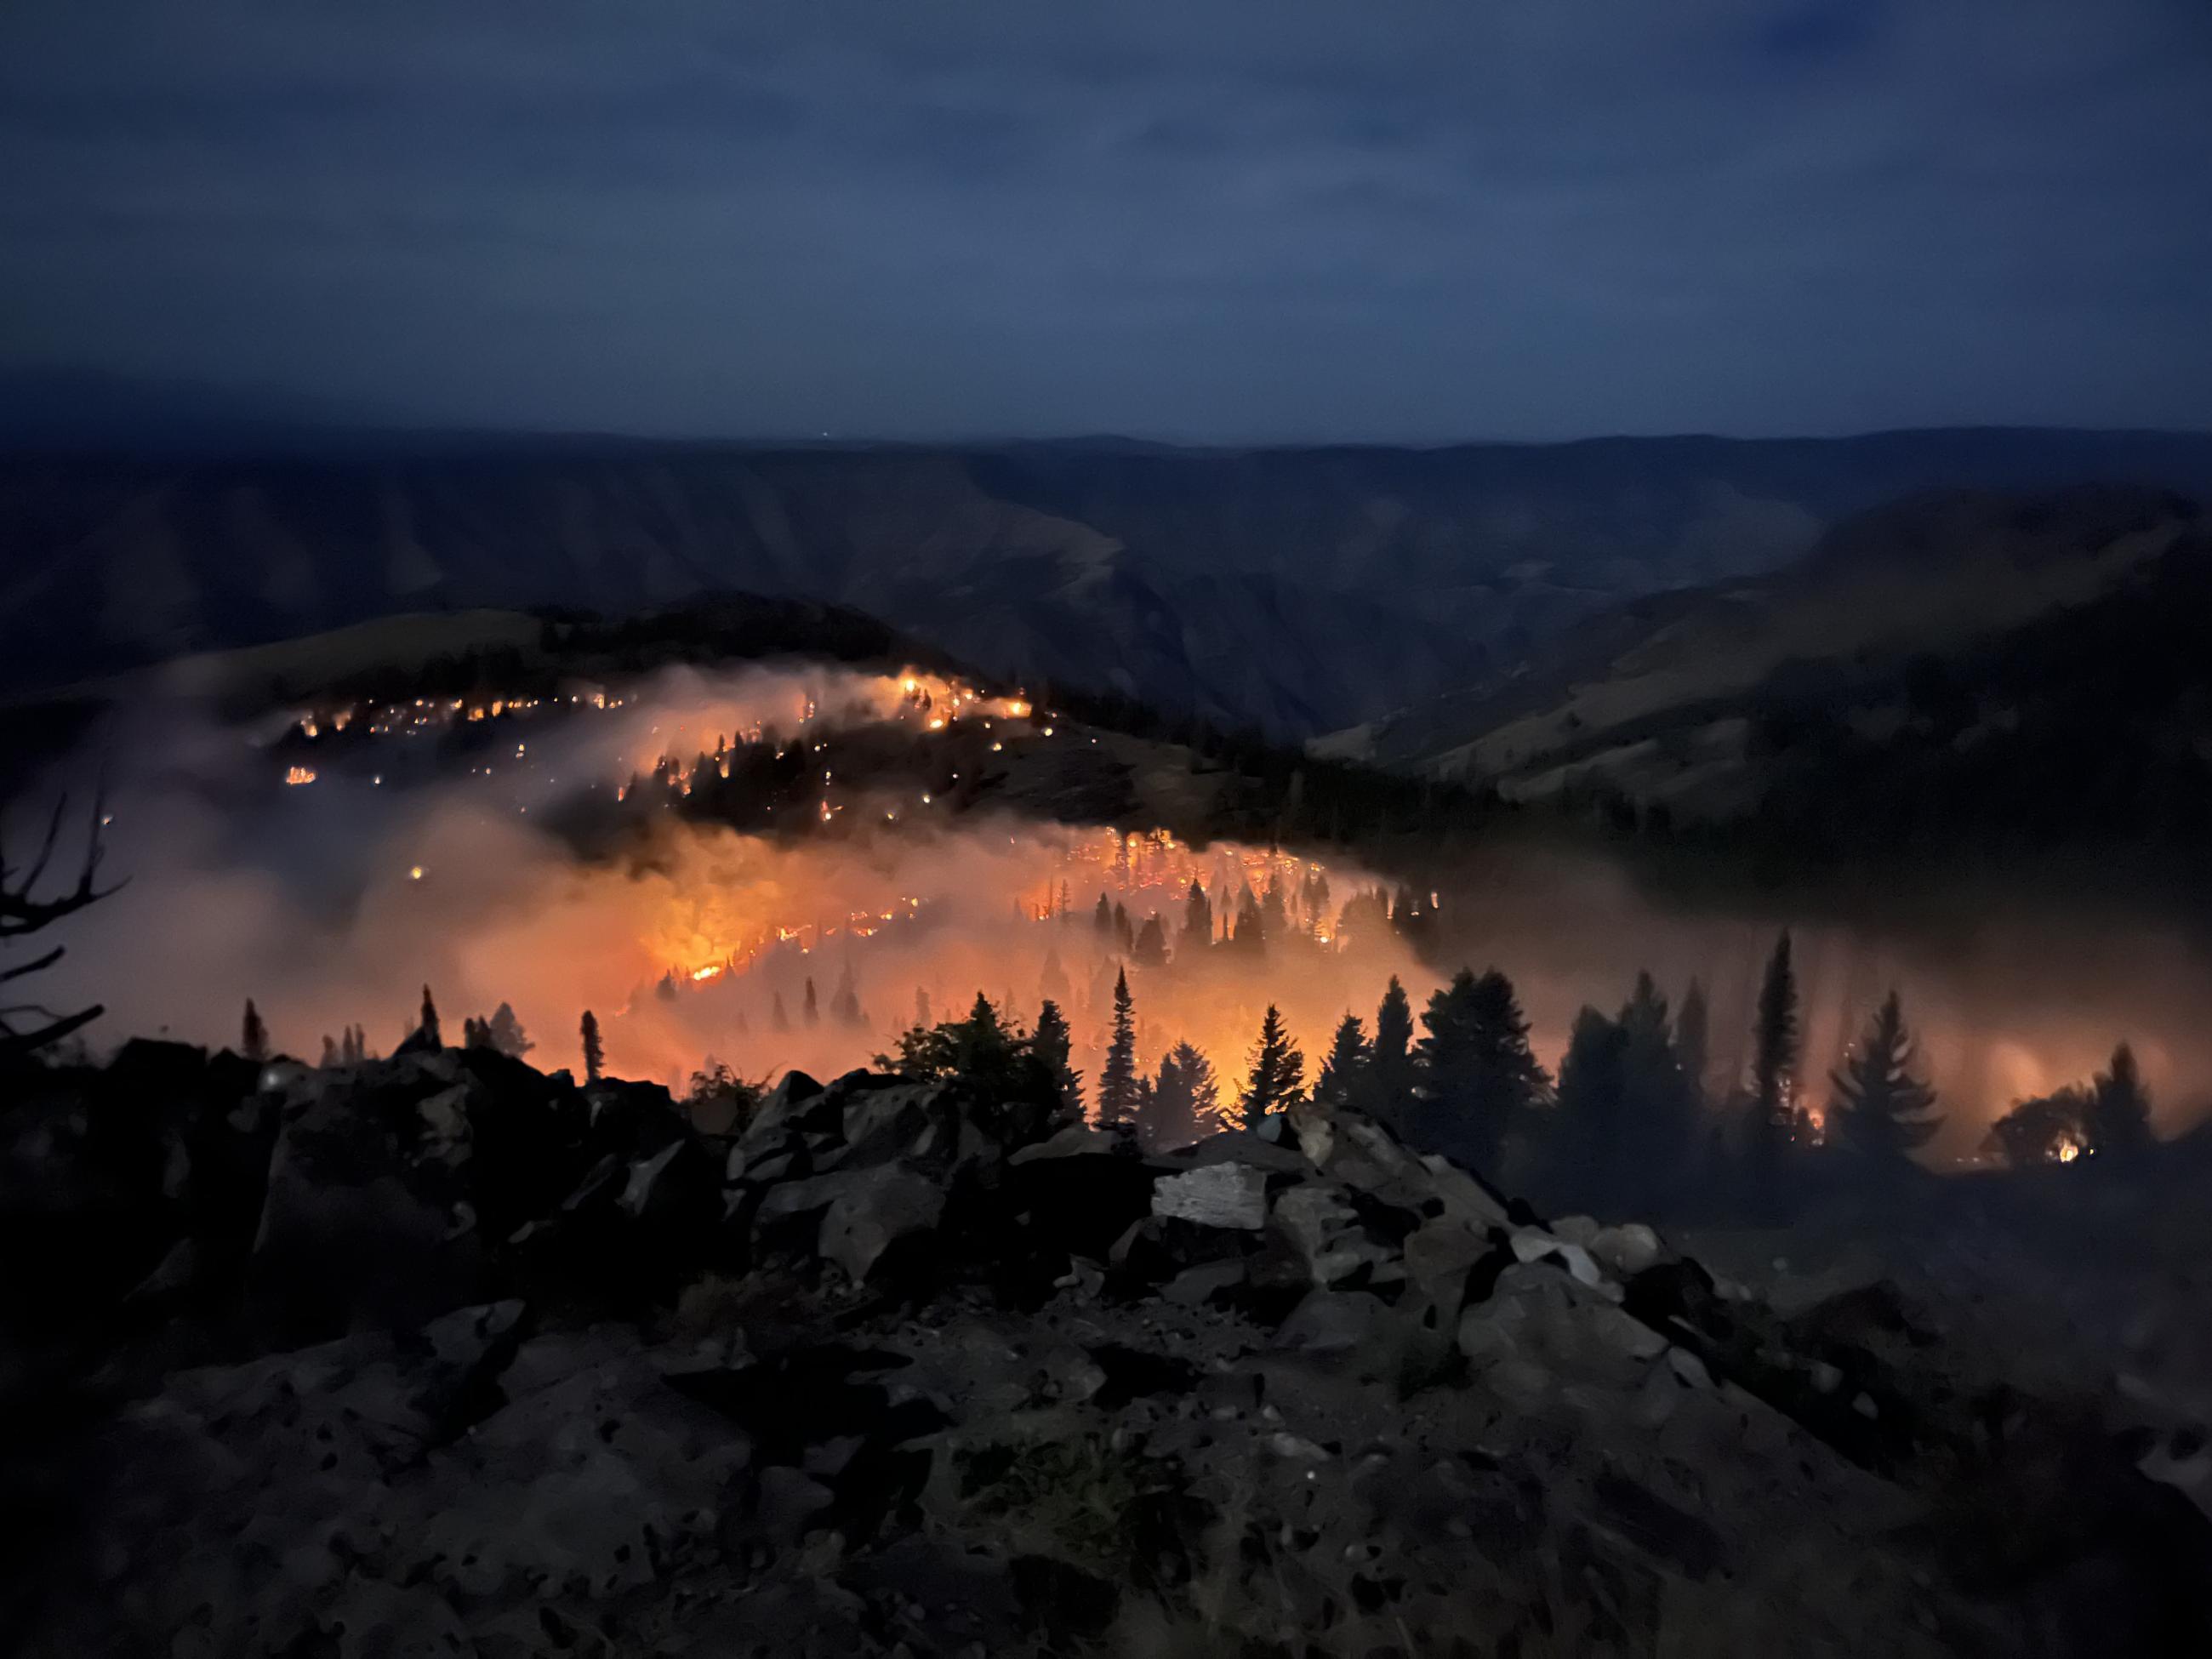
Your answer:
[5,424,2212,736]
[1323,485,2210,858]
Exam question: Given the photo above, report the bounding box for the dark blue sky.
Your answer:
[3,0,2209,442]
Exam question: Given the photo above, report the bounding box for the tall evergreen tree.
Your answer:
[1232,888,1265,954]
[1412,968,1547,1176]
[486,1001,532,1060]
[1827,990,1941,1167]
[1551,1005,1628,1205]
[1675,978,1711,1112]
[419,984,442,1050]
[1314,1012,1371,1112]
[802,977,819,1027]
[1371,976,1416,1119]
[240,999,269,1063]
[1143,1043,1225,1149]
[580,1009,604,1081]
[1616,972,1696,1205]
[1181,880,1213,953]
[1092,892,1114,934]
[830,962,864,1027]
[1747,932,1799,1183]
[1143,1048,1198,1151]
[320,1033,340,1068]
[1098,968,1139,1120]
[1031,998,1082,1114]
[1132,914,1169,968]
[2086,1042,2154,1158]
[1240,1004,1306,1126]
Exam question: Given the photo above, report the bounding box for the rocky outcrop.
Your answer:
[4,1043,2208,1657]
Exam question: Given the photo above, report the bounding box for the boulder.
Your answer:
[816,1165,947,1283]
[1150,1162,1268,1231]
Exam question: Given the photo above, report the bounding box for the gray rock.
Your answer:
[1588,1223,1664,1279]
[817,1165,947,1282]
[1151,1162,1268,1230]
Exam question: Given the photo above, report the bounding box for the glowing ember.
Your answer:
[284,766,316,786]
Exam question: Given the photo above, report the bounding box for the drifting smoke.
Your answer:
[21,663,1432,1113]
[18,659,2212,1158]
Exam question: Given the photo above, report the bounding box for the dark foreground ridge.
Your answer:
[4,1043,2208,1656]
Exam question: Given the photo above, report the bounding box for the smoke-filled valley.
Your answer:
[25,647,2212,1166]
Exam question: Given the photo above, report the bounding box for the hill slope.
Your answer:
[8,430,2212,737]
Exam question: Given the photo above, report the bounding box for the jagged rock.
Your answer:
[1150,1162,1268,1230]
[248,1070,492,1340]
[1270,1182,1400,1288]
[20,1046,2212,1659]
[1154,1131,1314,1177]
[1589,1222,1663,1279]
[816,1165,947,1283]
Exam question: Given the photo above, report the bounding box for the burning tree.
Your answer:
[1,791,118,1069]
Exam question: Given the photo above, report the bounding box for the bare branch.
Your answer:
[0,946,66,985]
[0,1002,103,1063]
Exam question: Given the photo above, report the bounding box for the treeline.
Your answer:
[235,936,2164,1228]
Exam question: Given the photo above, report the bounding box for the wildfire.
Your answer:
[284,766,316,786]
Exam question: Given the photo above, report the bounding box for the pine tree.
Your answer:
[463,1015,489,1050]
[1172,1042,1224,1133]
[1828,990,1941,1166]
[1616,972,1695,1206]
[1093,892,1114,933]
[830,962,864,1026]
[1098,968,1138,1120]
[1233,889,1265,954]
[1412,968,1547,1176]
[1113,902,1134,955]
[802,977,819,1026]
[241,999,269,1063]
[580,1010,604,1081]
[320,1033,340,1068]
[2086,1042,2154,1157]
[1240,1004,1305,1126]
[1143,1049,1197,1151]
[419,984,442,1049]
[1132,914,1169,968]
[1181,880,1213,953]
[1675,978,1711,1112]
[1747,932,1799,1182]
[351,1024,368,1064]
[772,990,790,1032]
[1031,998,1082,1114]
[486,1001,532,1059]
[1551,1005,1628,1205]
[1371,976,1416,1119]
[1314,1012,1371,1112]
[914,986,932,1029]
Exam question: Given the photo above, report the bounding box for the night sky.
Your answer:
[3,0,2209,443]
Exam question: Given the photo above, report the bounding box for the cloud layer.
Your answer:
[3,0,2209,440]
